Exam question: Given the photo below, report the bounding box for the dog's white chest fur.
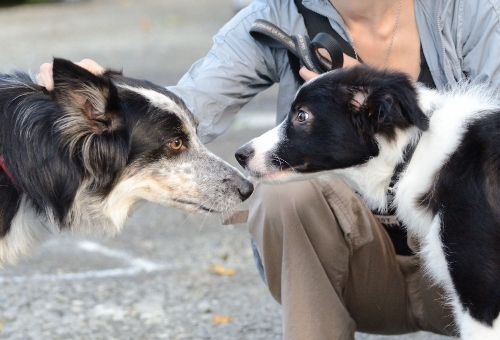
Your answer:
[238,65,500,338]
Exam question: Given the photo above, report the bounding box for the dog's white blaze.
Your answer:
[0,196,58,265]
[117,84,196,135]
[246,123,282,175]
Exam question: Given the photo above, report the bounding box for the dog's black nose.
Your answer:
[238,178,254,201]
[235,143,254,168]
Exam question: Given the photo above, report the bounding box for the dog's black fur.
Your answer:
[419,114,500,325]
[280,66,429,172]
[0,58,252,264]
[1,60,126,231]
[236,65,500,337]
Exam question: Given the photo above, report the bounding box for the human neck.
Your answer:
[329,0,400,26]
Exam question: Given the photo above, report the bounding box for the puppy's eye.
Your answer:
[297,110,309,123]
[169,138,183,150]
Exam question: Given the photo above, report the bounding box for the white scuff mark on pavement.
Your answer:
[78,241,163,272]
[0,241,169,283]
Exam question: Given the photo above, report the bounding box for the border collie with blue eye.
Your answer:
[0,58,253,265]
[236,65,500,339]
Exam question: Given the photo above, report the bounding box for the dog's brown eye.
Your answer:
[297,110,309,123]
[170,138,183,150]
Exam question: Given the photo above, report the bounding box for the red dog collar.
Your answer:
[0,156,21,189]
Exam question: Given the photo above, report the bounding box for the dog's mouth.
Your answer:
[247,169,297,183]
[248,162,308,180]
[248,170,284,179]
[171,198,216,213]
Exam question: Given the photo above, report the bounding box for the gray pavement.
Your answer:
[0,1,454,339]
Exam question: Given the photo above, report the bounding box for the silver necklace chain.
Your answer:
[345,0,403,68]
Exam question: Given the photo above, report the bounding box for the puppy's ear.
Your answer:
[348,77,428,142]
[52,58,122,133]
[349,86,369,111]
[347,86,378,141]
[375,82,429,132]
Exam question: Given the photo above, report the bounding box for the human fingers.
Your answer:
[315,50,360,68]
[75,59,105,74]
[36,59,105,91]
[317,48,331,61]
[299,51,361,82]
[343,54,360,68]
[316,50,361,69]
[36,62,54,90]
[299,66,321,82]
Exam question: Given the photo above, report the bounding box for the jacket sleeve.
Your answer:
[459,0,500,88]
[168,0,292,143]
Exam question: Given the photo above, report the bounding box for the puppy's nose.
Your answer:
[235,142,254,168]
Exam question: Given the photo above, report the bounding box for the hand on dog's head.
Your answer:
[36,58,105,91]
[52,58,123,134]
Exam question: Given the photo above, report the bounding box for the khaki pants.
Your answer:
[248,178,457,340]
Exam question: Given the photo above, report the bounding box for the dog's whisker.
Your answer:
[272,153,284,170]
[279,157,297,173]
[272,154,298,173]
[178,196,214,229]
[197,200,218,238]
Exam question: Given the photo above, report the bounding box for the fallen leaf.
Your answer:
[208,265,235,276]
[212,314,232,325]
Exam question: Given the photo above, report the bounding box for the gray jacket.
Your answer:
[169,0,500,143]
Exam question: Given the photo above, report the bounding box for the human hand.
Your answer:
[299,51,360,82]
[36,59,105,90]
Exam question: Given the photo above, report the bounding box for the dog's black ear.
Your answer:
[52,58,128,190]
[346,86,378,141]
[378,80,429,132]
[348,76,428,142]
[52,58,122,134]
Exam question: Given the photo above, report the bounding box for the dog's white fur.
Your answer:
[1,79,249,266]
[247,83,500,339]
[394,84,500,339]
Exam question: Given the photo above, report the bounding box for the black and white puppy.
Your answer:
[236,65,500,339]
[0,58,253,265]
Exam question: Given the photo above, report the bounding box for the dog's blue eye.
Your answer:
[297,110,309,123]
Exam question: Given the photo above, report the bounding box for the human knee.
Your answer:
[249,180,323,221]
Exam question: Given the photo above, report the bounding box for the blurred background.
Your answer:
[0,1,452,339]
